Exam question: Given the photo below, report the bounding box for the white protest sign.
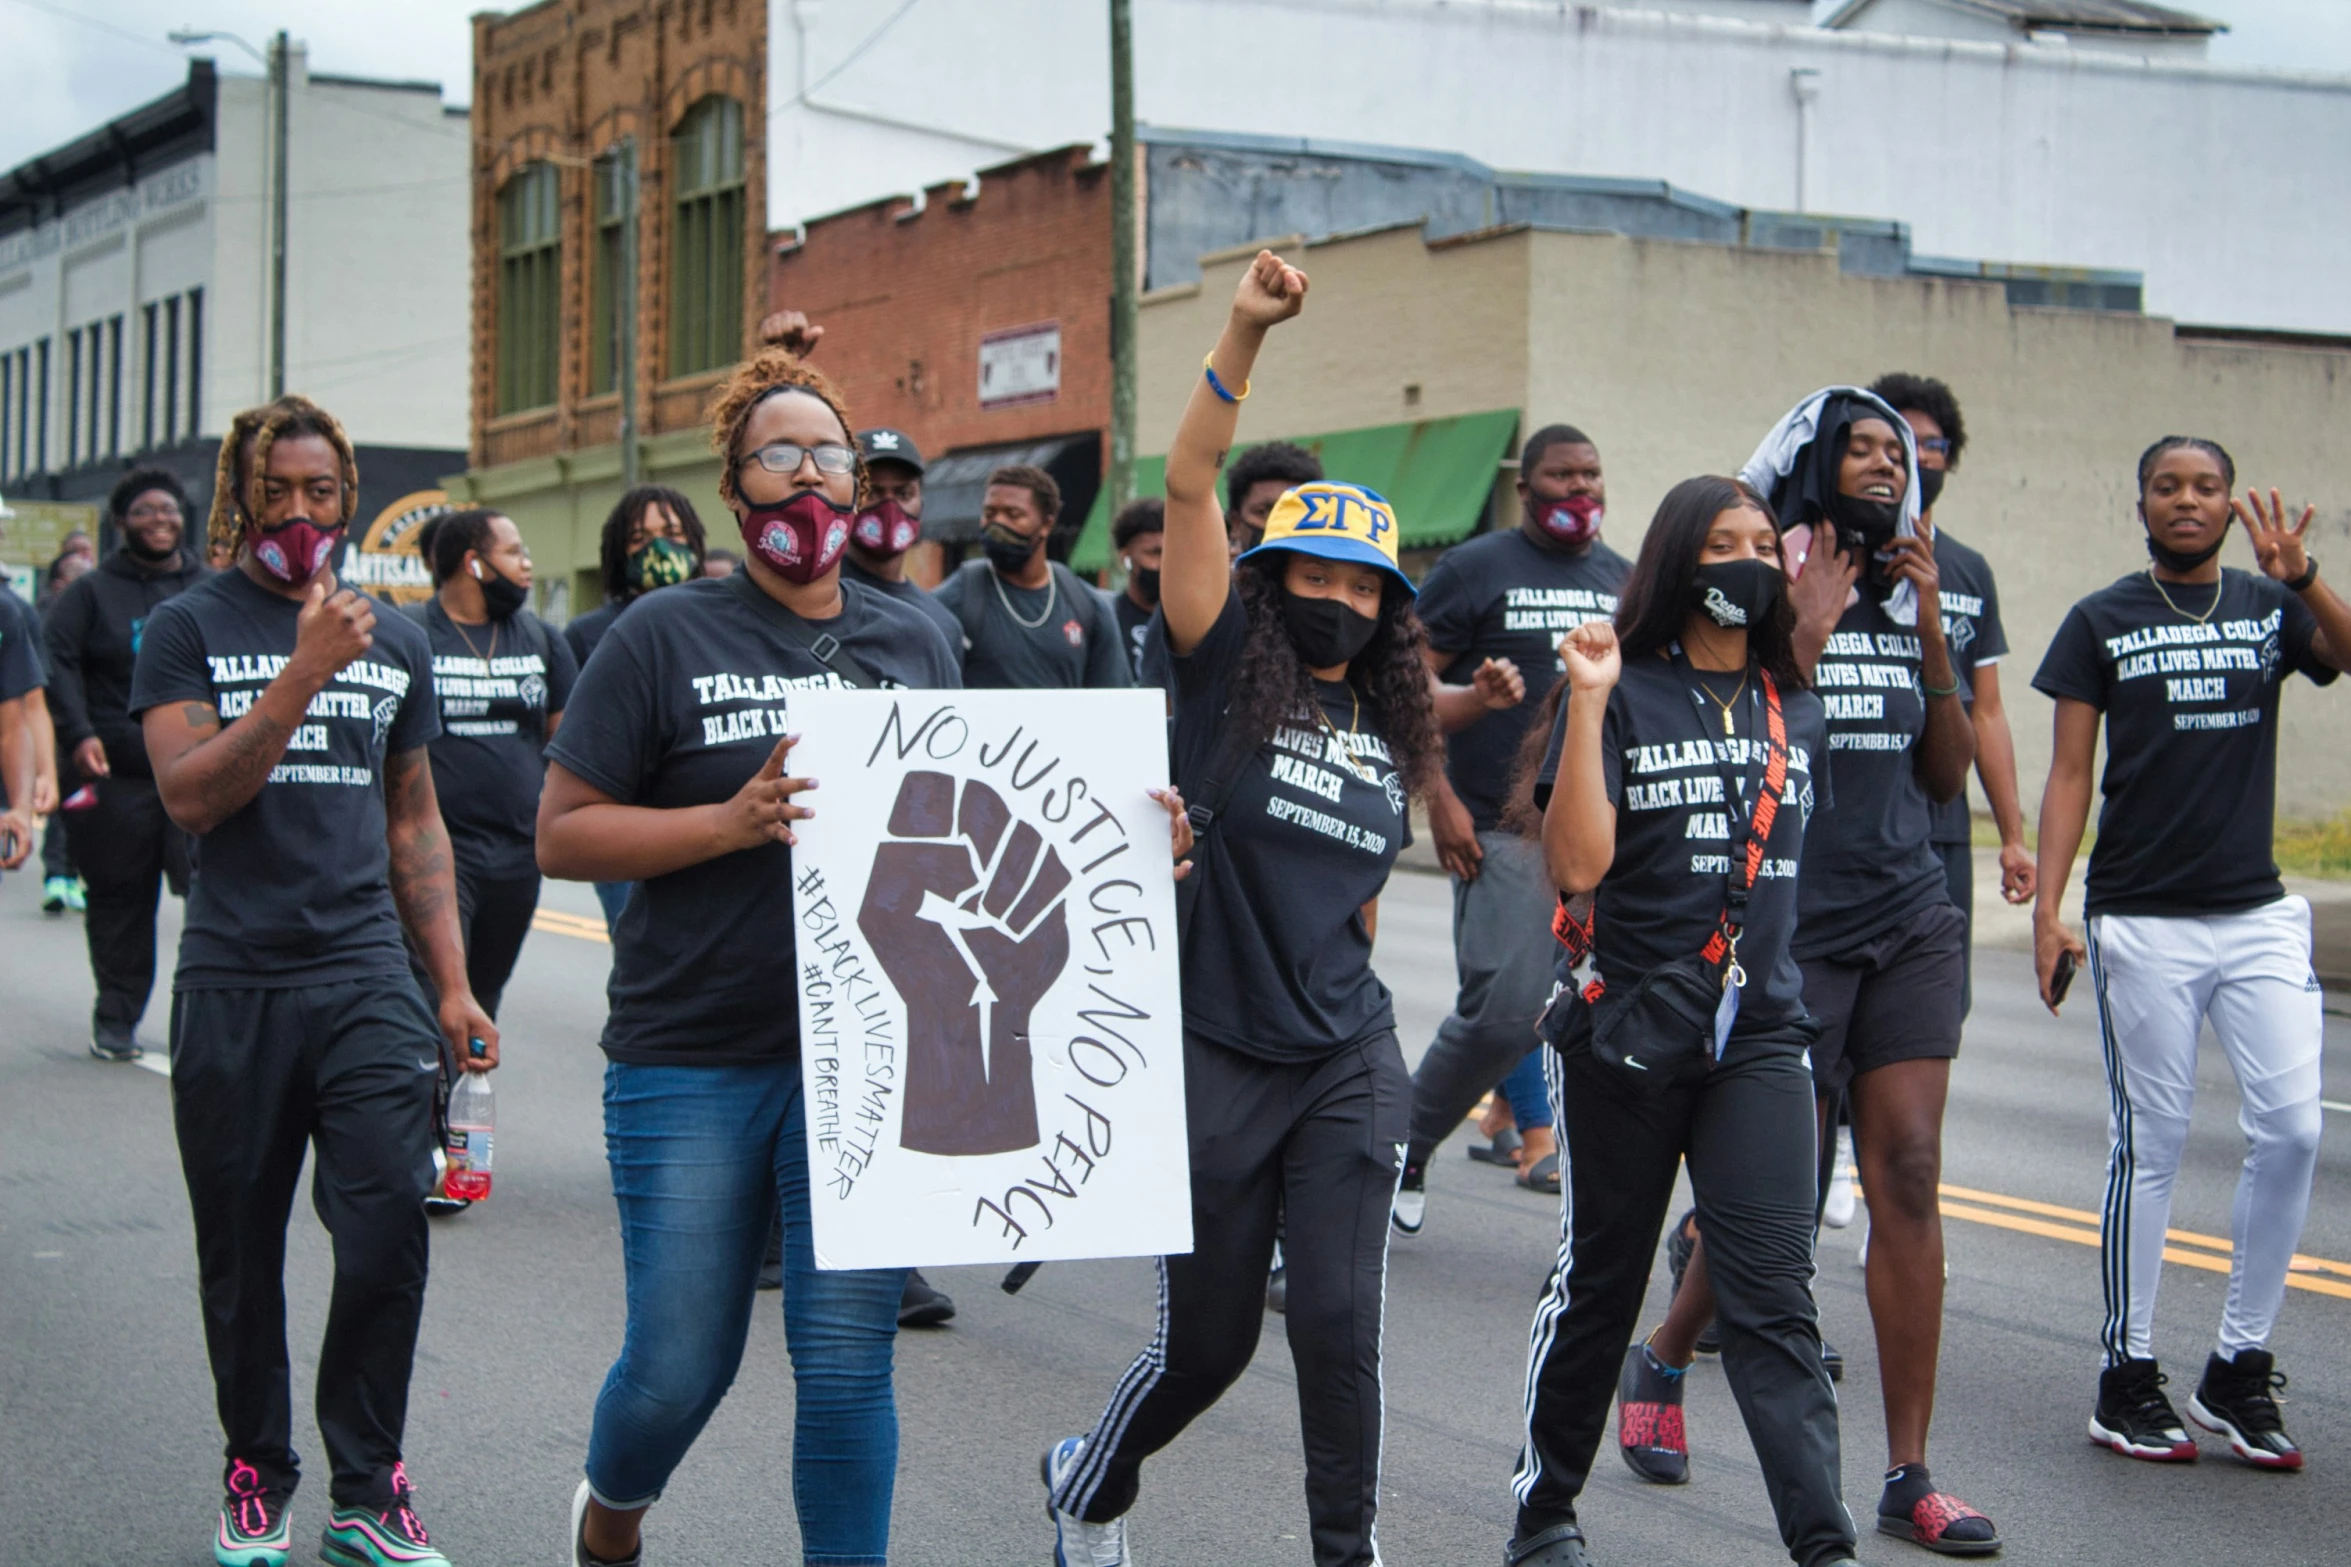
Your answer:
[787,688,1190,1271]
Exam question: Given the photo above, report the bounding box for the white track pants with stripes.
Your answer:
[2086,895,2324,1366]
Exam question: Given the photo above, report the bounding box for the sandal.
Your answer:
[1877,1465,2000,1556]
[1466,1127,1523,1165]
[1516,1151,1562,1195]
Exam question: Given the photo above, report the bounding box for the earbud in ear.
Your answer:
[470,559,484,579]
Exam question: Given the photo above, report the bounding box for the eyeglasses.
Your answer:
[740,441,857,476]
[1914,437,1954,458]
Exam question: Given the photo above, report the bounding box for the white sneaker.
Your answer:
[1043,1435,1131,1566]
[571,1479,639,1566]
[1822,1129,1856,1229]
[1391,1166,1427,1236]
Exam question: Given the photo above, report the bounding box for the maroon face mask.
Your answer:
[247,519,344,586]
[1535,493,1603,547]
[741,490,854,584]
[852,497,921,558]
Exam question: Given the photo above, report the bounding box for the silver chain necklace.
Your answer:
[992,564,1058,629]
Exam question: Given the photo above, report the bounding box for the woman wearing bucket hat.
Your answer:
[1041,250,1440,1567]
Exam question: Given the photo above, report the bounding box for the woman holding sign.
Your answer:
[537,348,960,1567]
[1042,251,1440,1567]
[1510,477,1852,1567]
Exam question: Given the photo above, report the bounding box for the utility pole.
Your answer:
[618,136,641,489]
[1108,0,1137,513]
[269,30,289,398]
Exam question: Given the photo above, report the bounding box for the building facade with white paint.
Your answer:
[0,53,469,551]
[766,0,2349,335]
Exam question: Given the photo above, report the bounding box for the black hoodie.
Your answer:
[45,546,211,779]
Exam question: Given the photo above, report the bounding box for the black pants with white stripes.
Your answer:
[1053,1029,1408,1567]
[1516,1022,1854,1567]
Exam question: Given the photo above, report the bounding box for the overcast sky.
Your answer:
[2,0,2345,174]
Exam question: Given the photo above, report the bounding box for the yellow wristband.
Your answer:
[1202,354,1250,403]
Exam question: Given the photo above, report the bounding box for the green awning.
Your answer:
[1068,408,1520,574]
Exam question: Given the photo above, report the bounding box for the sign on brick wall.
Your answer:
[979,321,1061,410]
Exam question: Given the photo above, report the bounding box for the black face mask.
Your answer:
[1690,558,1783,630]
[1828,490,1901,556]
[2142,511,2226,574]
[1916,467,1946,512]
[982,522,1041,576]
[474,561,531,620]
[1281,588,1380,670]
[1129,565,1161,605]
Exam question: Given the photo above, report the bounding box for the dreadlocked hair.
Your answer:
[1224,555,1443,801]
[706,348,865,510]
[206,396,360,556]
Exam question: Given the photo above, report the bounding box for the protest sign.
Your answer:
[786,688,1190,1271]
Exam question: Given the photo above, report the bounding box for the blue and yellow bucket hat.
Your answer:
[1237,481,1415,597]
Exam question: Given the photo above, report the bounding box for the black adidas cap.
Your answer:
[856,428,924,473]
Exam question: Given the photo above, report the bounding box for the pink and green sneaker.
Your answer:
[215,1458,290,1567]
[320,1463,450,1567]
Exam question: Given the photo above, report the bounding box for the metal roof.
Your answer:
[1824,0,2226,35]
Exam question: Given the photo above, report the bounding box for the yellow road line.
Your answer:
[1940,1182,2351,1282]
[531,909,609,944]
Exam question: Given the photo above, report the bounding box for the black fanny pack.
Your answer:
[1544,658,1789,1097]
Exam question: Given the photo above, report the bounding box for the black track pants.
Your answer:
[63,775,190,1030]
[169,979,441,1508]
[405,860,541,1022]
[1515,1023,1855,1567]
[1053,1030,1408,1567]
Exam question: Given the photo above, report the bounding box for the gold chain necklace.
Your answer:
[2147,568,2223,626]
[1693,667,1750,738]
[448,604,500,664]
[1313,683,1378,784]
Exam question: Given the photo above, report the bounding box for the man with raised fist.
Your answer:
[131,396,491,1567]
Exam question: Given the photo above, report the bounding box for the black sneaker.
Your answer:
[1876,1463,1999,1556]
[898,1269,957,1328]
[1265,1262,1287,1314]
[1821,1338,1844,1384]
[2089,1357,2197,1462]
[90,1023,143,1063]
[1615,1341,1689,1484]
[2188,1349,2302,1470]
[1391,1160,1427,1236]
[216,1457,291,1566]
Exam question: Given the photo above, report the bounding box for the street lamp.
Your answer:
[170,27,290,399]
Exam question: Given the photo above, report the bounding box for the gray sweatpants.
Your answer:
[1405,830,1561,1167]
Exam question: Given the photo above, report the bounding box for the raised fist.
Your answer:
[858,771,1071,1156]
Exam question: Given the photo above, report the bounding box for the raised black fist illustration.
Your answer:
[859,771,1070,1156]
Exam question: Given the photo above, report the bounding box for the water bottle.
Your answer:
[444,1041,495,1201]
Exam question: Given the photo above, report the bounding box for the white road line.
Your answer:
[134,1053,171,1079]
[2323,1099,2351,1114]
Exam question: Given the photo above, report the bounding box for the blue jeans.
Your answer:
[585,1060,906,1566]
[592,879,634,932]
[1498,1044,1553,1132]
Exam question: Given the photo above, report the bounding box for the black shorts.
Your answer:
[1800,901,1966,1096]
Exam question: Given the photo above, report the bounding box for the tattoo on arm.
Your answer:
[384,747,461,977]
[192,710,294,822]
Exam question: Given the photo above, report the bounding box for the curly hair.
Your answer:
[987,463,1061,524]
[206,396,359,556]
[108,466,188,523]
[1224,441,1322,514]
[1222,556,1443,800]
[706,348,863,511]
[599,484,707,600]
[1869,373,1966,467]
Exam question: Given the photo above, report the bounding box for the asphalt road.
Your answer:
[5,862,2350,1566]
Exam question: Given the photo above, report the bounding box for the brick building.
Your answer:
[769,145,1112,579]
[452,0,767,621]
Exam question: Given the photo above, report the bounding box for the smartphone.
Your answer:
[2050,949,2079,1008]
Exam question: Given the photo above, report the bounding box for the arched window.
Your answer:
[496,161,561,413]
[669,96,744,378]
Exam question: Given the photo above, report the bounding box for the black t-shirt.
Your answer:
[1113,590,1158,686]
[0,586,41,700]
[1796,593,1950,959]
[1414,529,1629,831]
[1171,592,1405,1061]
[127,569,440,988]
[413,601,578,879]
[1535,656,1826,1032]
[935,562,1133,690]
[842,556,965,672]
[544,574,961,1065]
[2032,569,2335,918]
[561,598,627,669]
[1928,529,2008,845]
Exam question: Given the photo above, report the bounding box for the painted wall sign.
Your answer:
[978,320,1062,410]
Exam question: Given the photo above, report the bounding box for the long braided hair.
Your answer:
[705,348,864,511]
[205,396,361,559]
